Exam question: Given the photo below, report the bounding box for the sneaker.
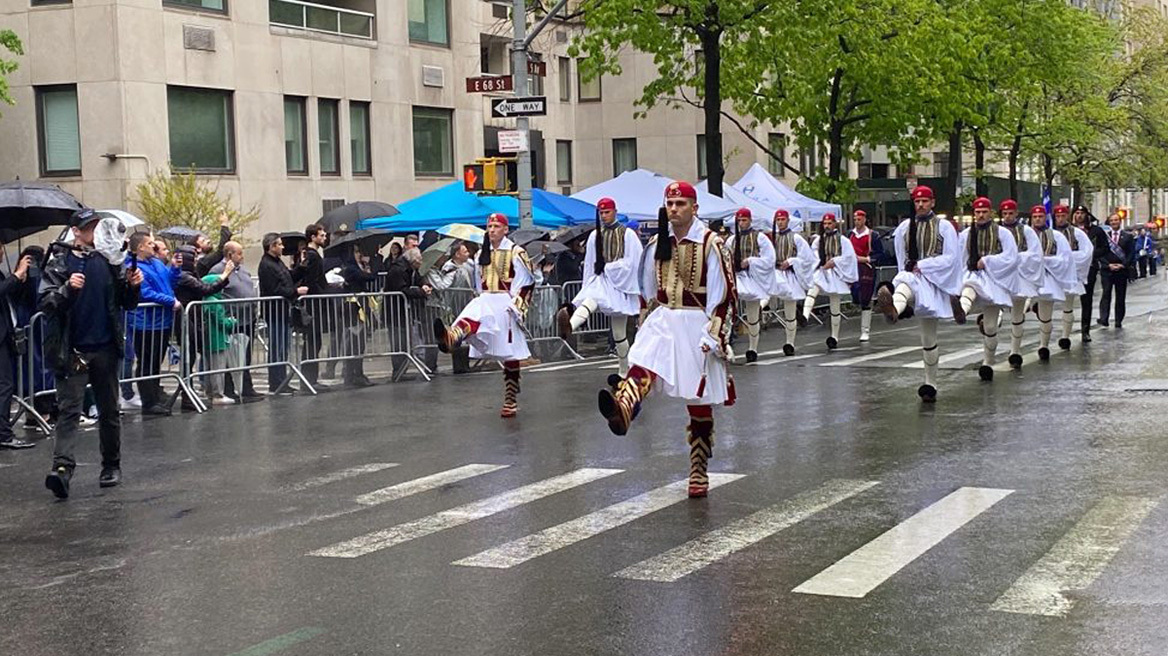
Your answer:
[120,395,142,410]
[98,466,121,488]
[211,395,238,406]
[79,415,97,427]
[0,436,36,450]
[45,466,71,499]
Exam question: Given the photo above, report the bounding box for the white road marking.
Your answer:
[309,468,623,559]
[354,464,511,507]
[818,345,920,367]
[753,353,831,366]
[903,338,1039,369]
[614,479,880,583]
[528,359,616,373]
[284,463,399,492]
[793,486,1014,598]
[990,496,1158,617]
[452,474,746,569]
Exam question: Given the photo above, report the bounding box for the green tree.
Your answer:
[134,168,260,242]
[569,0,774,195]
[0,30,24,114]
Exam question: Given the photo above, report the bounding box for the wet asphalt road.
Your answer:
[2,279,1168,656]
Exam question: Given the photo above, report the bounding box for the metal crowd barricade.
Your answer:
[415,286,476,349]
[526,285,582,360]
[182,295,316,398]
[12,319,52,434]
[294,290,431,386]
[559,280,613,339]
[123,303,207,412]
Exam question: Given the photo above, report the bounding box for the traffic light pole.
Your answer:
[511,0,533,229]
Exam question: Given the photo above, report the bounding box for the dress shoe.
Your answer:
[978,365,994,382]
[1082,331,1092,343]
[345,377,374,388]
[1098,318,1109,327]
[1038,347,1051,362]
[0,436,36,450]
[782,344,795,356]
[1008,353,1023,369]
[45,466,71,499]
[745,350,758,363]
[825,337,838,349]
[917,384,937,403]
[1058,337,1071,350]
[99,467,121,488]
[143,404,172,416]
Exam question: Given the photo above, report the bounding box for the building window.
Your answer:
[556,140,572,185]
[697,135,708,180]
[578,62,601,101]
[413,107,453,176]
[164,0,226,12]
[350,101,371,176]
[859,163,890,180]
[613,138,637,176]
[36,85,81,176]
[31,0,73,5]
[167,86,234,173]
[932,150,950,178]
[284,96,307,175]
[767,133,786,176]
[317,99,340,176]
[558,57,571,102]
[270,0,374,39]
[408,0,449,46]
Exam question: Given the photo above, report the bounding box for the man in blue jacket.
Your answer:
[127,232,180,415]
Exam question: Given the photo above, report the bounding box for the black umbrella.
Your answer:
[280,230,306,250]
[510,228,549,246]
[324,228,394,257]
[554,224,593,244]
[157,226,206,243]
[525,240,569,255]
[0,181,84,242]
[319,201,399,236]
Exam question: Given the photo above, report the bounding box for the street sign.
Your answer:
[527,60,547,77]
[491,96,547,118]
[498,130,529,153]
[466,76,514,93]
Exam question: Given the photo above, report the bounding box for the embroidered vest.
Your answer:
[910,217,943,259]
[600,224,626,261]
[774,230,797,263]
[819,231,842,265]
[1003,221,1027,252]
[967,223,1002,271]
[1037,228,1058,256]
[656,232,719,309]
[481,247,524,293]
[1057,225,1079,251]
[734,231,761,260]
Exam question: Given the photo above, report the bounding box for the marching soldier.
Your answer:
[771,209,816,356]
[434,212,535,418]
[557,197,644,380]
[1027,205,1075,362]
[727,207,776,363]
[803,212,858,350]
[874,185,963,402]
[849,209,884,342]
[998,199,1043,369]
[956,197,1019,381]
[598,181,737,498]
[1052,205,1094,350]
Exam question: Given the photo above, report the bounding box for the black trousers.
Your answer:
[1099,269,1128,326]
[52,346,121,470]
[1151,257,1158,276]
[1138,257,1148,278]
[132,329,170,407]
[1079,267,1098,333]
[0,340,16,442]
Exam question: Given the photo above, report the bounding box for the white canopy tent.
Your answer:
[696,180,813,233]
[572,169,739,223]
[733,163,842,225]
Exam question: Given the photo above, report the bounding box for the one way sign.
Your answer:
[491,96,548,118]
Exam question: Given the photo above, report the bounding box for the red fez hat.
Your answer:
[854,209,867,218]
[910,185,934,200]
[735,207,752,219]
[1030,205,1047,216]
[486,212,508,227]
[972,196,992,210]
[999,199,1017,211]
[1054,204,1070,215]
[664,180,697,201]
[774,209,790,219]
[597,197,616,212]
[822,212,836,221]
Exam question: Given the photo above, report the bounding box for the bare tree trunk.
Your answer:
[973,130,987,196]
[699,19,724,195]
[945,121,963,214]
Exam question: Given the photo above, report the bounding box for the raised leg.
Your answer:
[959,285,978,314]
[598,365,656,435]
[802,285,820,320]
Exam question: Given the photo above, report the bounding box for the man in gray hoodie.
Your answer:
[210,242,262,400]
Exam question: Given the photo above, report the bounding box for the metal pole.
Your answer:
[511,0,533,229]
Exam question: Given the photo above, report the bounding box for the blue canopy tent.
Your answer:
[358,182,578,232]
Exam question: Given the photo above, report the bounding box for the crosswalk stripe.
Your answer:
[818,345,920,367]
[452,474,746,569]
[752,353,826,366]
[309,468,623,559]
[354,464,511,507]
[614,479,880,583]
[903,338,1039,369]
[990,496,1158,617]
[793,486,1014,598]
[284,463,399,492]
[529,359,616,373]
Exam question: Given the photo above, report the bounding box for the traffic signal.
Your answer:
[1117,207,1129,221]
[462,159,515,193]
[1156,216,1165,229]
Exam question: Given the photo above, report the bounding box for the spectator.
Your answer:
[403,234,420,252]
[1135,228,1154,279]
[553,237,586,285]
[1152,246,1161,276]
[173,243,235,408]
[212,242,262,401]
[11,245,57,430]
[128,232,180,416]
[198,272,237,405]
[193,213,232,277]
[384,246,432,376]
[41,209,143,499]
[0,247,36,449]
[339,246,378,387]
[295,223,332,389]
[258,233,307,394]
[385,242,403,268]
[427,241,474,291]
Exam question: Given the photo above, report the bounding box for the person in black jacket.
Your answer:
[338,246,378,387]
[0,249,36,450]
[193,213,232,278]
[383,247,432,376]
[173,243,234,408]
[258,233,307,393]
[41,209,143,499]
[553,238,586,285]
[1098,212,1136,329]
[296,224,331,388]
[1073,206,1107,342]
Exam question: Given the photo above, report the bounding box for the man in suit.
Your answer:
[1099,212,1136,329]
[1073,206,1107,343]
[296,224,332,389]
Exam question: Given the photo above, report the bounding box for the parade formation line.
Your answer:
[793,487,1014,598]
[309,468,623,558]
[453,474,746,569]
[990,496,1159,617]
